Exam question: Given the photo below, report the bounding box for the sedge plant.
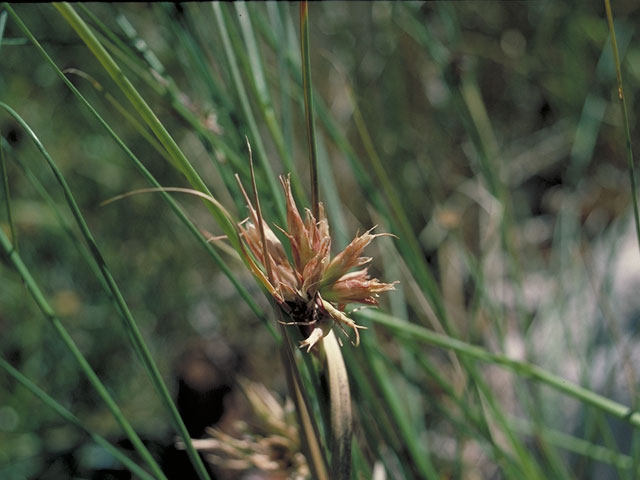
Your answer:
[2,2,640,479]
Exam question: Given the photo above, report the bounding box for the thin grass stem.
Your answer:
[234,3,307,206]
[604,0,640,256]
[211,2,285,224]
[299,1,319,219]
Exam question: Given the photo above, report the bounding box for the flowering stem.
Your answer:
[300,0,319,218]
[276,309,329,480]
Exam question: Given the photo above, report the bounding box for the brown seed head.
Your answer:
[238,174,396,351]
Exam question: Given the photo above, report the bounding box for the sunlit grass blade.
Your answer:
[149,3,238,130]
[92,8,252,204]
[122,7,256,206]
[0,357,156,480]
[64,69,174,164]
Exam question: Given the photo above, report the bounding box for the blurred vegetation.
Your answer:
[1,2,640,479]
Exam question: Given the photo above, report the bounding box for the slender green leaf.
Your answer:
[0,226,166,480]
[0,357,156,480]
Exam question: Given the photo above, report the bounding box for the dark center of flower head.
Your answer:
[282,297,318,326]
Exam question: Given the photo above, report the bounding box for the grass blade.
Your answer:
[364,309,640,430]
[234,2,306,205]
[211,2,285,224]
[604,2,640,251]
[0,137,16,249]
[1,97,208,479]
[0,226,167,480]
[0,357,156,480]
[53,2,239,254]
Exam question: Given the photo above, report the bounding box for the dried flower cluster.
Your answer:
[191,380,309,479]
[238,174,396,351]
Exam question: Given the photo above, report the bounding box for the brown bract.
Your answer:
[238,174,396,352]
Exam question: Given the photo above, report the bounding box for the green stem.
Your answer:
[604,0,640,255]
[299,1,319,219]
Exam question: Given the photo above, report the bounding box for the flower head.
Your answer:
[238,174,396,351]
[189,379,309,479]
